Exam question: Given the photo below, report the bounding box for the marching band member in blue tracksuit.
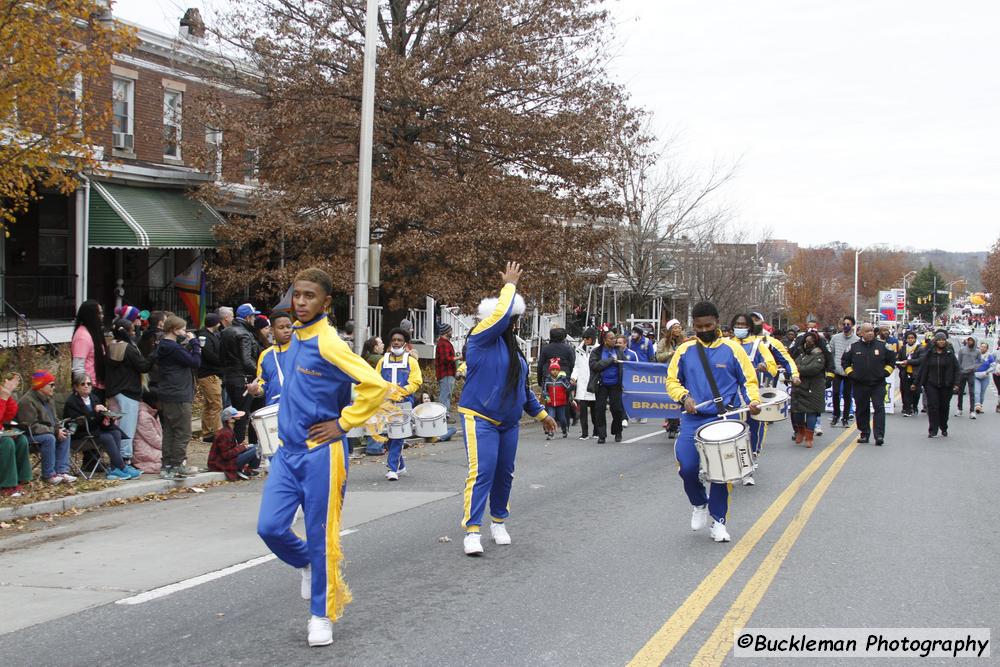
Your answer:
[256,269,390,648]
[750,312,800,388]
[668,302,760,543]
[731,313,776,486]
[249,311,293,407]
[375,327,423,481]
[458,261,557,556]
[628,325,655,362]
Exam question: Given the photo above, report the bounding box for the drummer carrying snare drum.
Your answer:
[376,327,423,481]
[666,302,761,543]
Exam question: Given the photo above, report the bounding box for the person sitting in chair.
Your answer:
[63,372,140,480]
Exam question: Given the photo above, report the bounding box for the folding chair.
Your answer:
[66,417,108,480]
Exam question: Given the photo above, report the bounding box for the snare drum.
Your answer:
[753,388,790,422]
[250,404,281,456]
[412,402,448,437]
[386,402,413,440]
[694,419,754,484]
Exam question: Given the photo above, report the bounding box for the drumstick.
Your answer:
[720,399,784,418]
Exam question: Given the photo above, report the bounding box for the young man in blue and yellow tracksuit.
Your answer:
[256,269,389,647]
[251,311,293,407]
[732,314,777,481]
[458,261,556,556]
[668,302,760,543]
[375,327,423,480]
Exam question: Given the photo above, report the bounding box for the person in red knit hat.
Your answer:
[0,372,31,496]
[541,359,572,439]
[18,370,74,484]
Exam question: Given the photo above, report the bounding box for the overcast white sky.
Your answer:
[113,0,999,252]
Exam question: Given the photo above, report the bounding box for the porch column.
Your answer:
[74,179,90,309]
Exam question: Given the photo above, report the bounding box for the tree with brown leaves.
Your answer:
[980,236,1000,317]
[0,1,134,227]
[193,0,627,309]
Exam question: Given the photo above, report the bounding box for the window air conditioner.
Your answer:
[113,132,134,151]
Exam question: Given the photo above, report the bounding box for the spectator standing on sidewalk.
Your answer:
[911,330,960,437]
[435,323,458,423]
[828,316,859,427]
[195,313,224,442]
[155,316,202,479]
[19,371,75,485]
[71,300,108,398]
[954,336,981,418]
[104,318,154,467]
[220,303,262,443]
[0,373,31,496]
[570,327,598,440]
[362,337,384,367]
[217,306,234,330]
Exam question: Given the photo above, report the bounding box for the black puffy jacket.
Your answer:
[913,346,960,388]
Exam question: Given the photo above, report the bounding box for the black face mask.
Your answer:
[696,329,718,344]
[751,323,763,335]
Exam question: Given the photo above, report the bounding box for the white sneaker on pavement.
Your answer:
[463,532,484,556]
[59,472,78,482]
[385,470,399,481]
[970,413,977,420]
[490,522,511,545]
[300,565,311,600]
[955,410,963,417]
[307,615,333,647]
[710,520,731,542]
[742,475,755,486]
[815,424,823,436]
[691,504,709,531]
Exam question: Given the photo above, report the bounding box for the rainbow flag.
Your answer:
[175,255,207,328]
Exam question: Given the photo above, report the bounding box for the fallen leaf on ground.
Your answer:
[438,536,451,543]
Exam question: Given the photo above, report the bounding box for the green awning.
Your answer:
[88,181,224,249]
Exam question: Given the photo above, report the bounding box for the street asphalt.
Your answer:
[1,360,998,666]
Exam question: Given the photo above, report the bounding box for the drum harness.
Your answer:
[696,344,734,417]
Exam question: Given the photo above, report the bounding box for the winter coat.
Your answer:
[913,346,960,389]
[131,400,162,473]
[154,337,202,403]
[18,390,60,436]
[570,343,596,401]
[220,319,260,381]
[542,371,572,407]
[104,339,155,400]
[196,327,224,378]
[790,348,826,415]
[536,329,575,385]
[207,425,248,481]
[62,392,120,439]
[829,331,859,376]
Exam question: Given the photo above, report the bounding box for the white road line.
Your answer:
[622,430,667,444]
[116,528,357,606]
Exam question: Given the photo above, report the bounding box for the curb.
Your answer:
[0,472,227,521]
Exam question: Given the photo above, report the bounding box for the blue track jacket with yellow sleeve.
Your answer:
[277,315,389,451]
[736,336,778,378]
[666,336,760,416]
[256,342,290,406]
[760,335,798,380]
[458,283,548,427]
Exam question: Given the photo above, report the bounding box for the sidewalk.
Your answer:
[0,472,226,522]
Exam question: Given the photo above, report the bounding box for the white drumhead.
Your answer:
[413,402,446,419]
[759,388,789,401]
[697,420,747,441]
[251,403,280,419]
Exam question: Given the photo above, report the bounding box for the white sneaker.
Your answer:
[385,470,399,481]
[742,475,755,486]
[691,504,709,531]
[59,472,78,483]
[955,410,963,417]
[398,467,407,475]
[463,532,484,556]
[622,419,630,428]
[490,522,511,545]
[710,520,731,542]
[307,615,333,647]
[639,418,648,424]
[970,413,976,420]
[300,566,311,600]
[814,424,824,436]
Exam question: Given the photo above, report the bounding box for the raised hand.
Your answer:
[499,261,523,286]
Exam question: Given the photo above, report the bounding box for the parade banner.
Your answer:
[622,392,682,419]
[824,371,899,415]
[622,361,670,394]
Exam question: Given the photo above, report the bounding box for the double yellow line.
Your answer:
[628,425,860,666]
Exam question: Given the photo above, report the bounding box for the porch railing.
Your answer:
[1,274,77,320]
[0,299,60,354]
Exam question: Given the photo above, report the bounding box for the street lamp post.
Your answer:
[853,247,866,322]
[901,270,916,323]
[352,0,379,354]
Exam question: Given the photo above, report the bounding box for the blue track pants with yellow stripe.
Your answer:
[461,414,519,532]
[257,440,351,620]
[748,418,767,455]
[386,438,405,473]
[675,413,730,524]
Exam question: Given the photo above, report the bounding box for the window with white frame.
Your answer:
[56,60,83,130]
[112,77,134,152]
[243,147,259,183]
[205,127,223,177]
[163,89,183,158]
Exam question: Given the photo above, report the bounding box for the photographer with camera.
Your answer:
[155,316,202,480]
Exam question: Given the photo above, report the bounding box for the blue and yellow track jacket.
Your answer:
[735,335,778,378]
[458,283,548,427]
[256,342,289,406]
[760,335,798,380]
[666,335,760,416]
[375,352,422,403]
[277,315,389,451]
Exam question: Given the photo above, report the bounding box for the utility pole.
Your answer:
[932,275,937,325]
[353,0,379,354]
